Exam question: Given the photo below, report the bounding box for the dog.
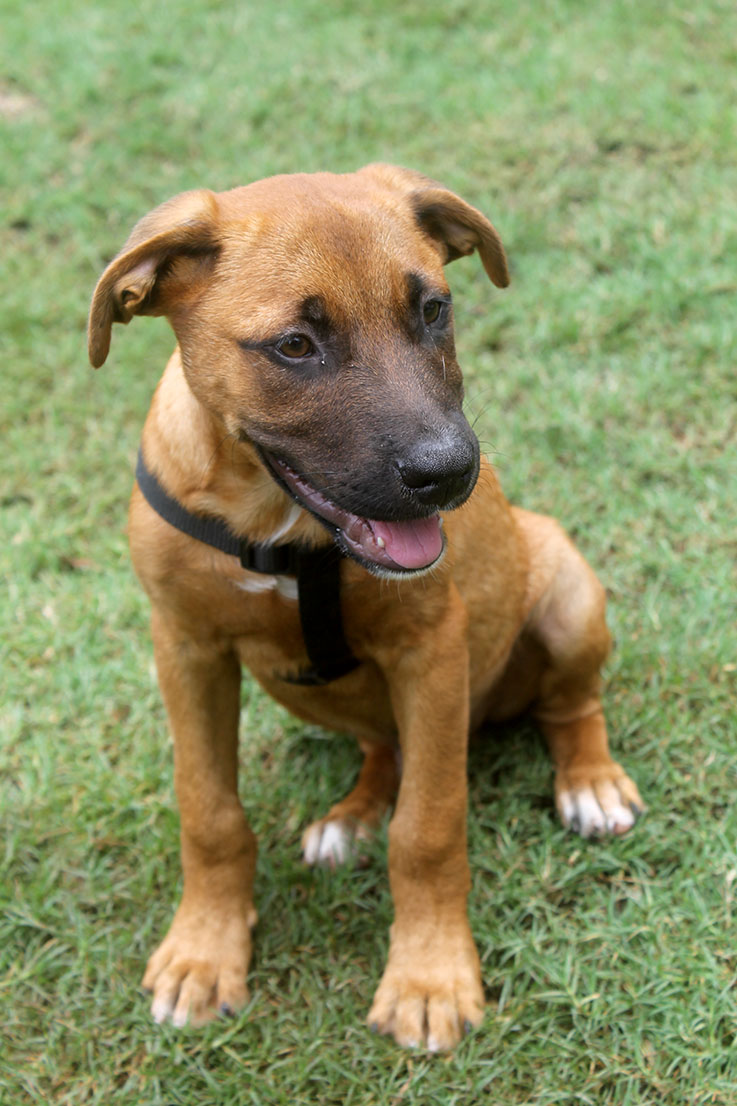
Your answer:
[88,164,642,1051]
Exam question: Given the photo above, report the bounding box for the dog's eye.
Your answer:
[278,334,314,359]
[422,300,442,325]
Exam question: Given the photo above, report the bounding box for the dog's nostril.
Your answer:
[399,461,471,493]
[396,452,476,507]
[398,461,440,492]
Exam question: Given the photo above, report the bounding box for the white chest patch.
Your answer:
[233,505,302,601]
[269,504,302,543]
[234,572,299,601]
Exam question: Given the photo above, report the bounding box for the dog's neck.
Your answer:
[135,437,360,687]
[142,351,328,550]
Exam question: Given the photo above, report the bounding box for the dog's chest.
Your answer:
[233,570,298,602]
[219,580,305,674]
[223,575,396,740]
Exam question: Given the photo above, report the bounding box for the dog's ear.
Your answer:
[411,186,510,288]
[361,163,509,289]
[88,189,220,368]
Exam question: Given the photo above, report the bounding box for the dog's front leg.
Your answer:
[368,586,483,1051]
[142,609,257,1027]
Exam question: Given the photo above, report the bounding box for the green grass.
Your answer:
[3,0,737,1101]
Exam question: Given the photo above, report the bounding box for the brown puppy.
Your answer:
[88,164,642,1051]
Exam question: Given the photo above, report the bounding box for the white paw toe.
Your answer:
[559,783,639,838]
[559,787,606,836]
[604,802,635,835]
[151,994,176,1024]
[302,819,353,866]
[171,1006,190,1029]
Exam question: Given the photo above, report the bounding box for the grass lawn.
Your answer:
[2,0,737,1102]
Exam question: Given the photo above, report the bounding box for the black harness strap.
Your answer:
[135,448,359,685]
[293,547,360,684]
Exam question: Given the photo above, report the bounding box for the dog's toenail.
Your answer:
[220,1002,235,1017]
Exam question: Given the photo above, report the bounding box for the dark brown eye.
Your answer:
[423,300,442,325]
[278,334,314,359]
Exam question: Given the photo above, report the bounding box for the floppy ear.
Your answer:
[361,163,510,289]
[88,189,220,368]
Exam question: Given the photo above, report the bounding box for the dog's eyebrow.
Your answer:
[237,295,335,351]
[406,272,427,312]
[299,295,333,336]
[406,272,451,313]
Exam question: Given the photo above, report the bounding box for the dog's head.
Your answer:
[89,164,509,577]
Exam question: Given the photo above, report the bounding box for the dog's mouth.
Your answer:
[261,452,444,575]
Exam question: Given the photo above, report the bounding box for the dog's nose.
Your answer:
[396,431,479,509]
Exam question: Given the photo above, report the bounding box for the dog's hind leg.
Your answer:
[513,508,644,838]
[301,740,399,866]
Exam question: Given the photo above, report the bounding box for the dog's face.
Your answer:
[89,165,509,576]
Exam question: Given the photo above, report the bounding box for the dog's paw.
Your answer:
[367,925,484,1051]
[143,902,257,1027]
[556,763,644,838]
[301,816,373,867]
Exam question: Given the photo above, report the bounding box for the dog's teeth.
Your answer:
[376,535,386,549]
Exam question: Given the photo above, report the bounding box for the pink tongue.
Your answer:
[371,516,443,570]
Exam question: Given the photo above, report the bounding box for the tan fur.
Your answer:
[89,164,642,1050]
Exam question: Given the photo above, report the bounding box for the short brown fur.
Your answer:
[89,164,642,1050]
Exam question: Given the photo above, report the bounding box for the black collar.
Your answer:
[135,448,360,686]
